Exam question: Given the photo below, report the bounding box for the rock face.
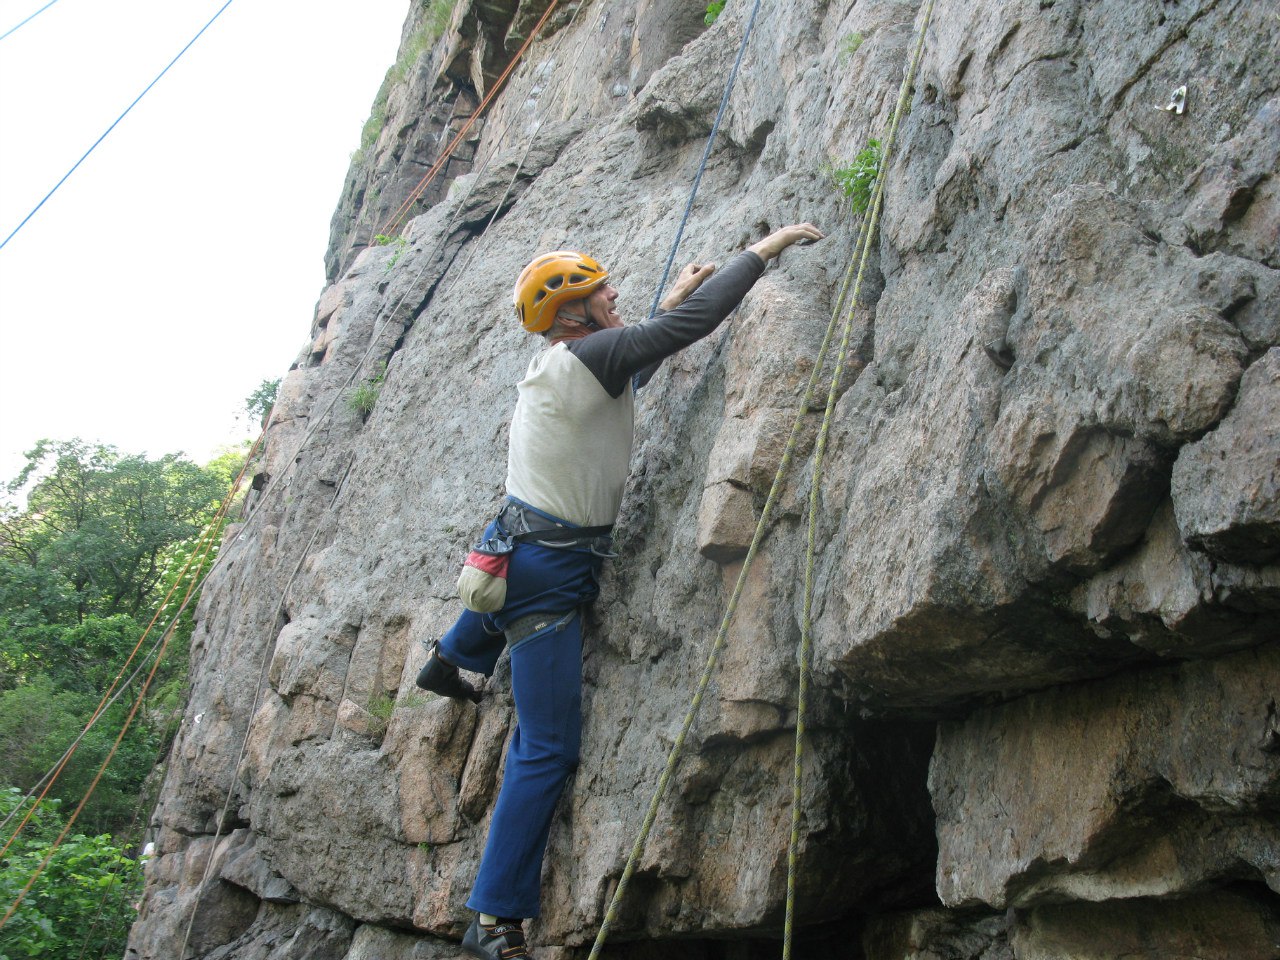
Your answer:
[129,0,1279,957]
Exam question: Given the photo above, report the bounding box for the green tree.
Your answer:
[0,789,142,960]
[0,441,230,837]
[0,439,226,624]
[242,377,280,426]
[0,672,160,835]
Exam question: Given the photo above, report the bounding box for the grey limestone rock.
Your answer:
[128,0,1280,957]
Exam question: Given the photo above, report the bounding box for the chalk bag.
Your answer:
[457,534,515,613]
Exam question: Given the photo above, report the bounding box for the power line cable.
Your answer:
[0,0,236,251]
[0,0,60,43]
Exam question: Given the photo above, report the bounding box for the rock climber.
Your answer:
[417,222,824,959]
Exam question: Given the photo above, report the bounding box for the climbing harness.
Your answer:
[169,0,610,945]
[586,1,937,957]
[504,608,579,649]
[500,498,615,552]
[458,499,613,614]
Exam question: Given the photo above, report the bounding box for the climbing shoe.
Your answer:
[415,647,481,703]
[462,915,529,959]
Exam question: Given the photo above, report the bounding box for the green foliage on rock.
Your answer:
[392,0,458,83]
[346,362,388,417]
[376,234,410,272]
[704,0,726,24]
[831,139,884,214]
[354,0,459,165]
[838,31,864,61]
[0,789,143,960]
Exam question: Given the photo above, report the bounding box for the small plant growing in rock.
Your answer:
[704,0,726,25]
[390,0,459,83]
[352,97,387,164]
[375,234,409,272]
[347,361,387,417]
[366,692,396,738]
[365,690,428,738]
[838,32,864,61]
[831,139,883,215]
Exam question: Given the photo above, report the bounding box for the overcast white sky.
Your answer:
[0,0,408,485]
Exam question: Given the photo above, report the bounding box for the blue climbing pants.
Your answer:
[438,513,600,920]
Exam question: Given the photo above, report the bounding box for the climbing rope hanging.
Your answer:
[645,0,764,319]
[785,1,935,955]
[588,1,936,954]
[0,457,248,930]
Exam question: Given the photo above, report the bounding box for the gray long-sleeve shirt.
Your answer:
[505,250,766,526]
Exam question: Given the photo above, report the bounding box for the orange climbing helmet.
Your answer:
[513,250,609,333]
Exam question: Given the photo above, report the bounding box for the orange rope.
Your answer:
[0,501,228,929]
[0,434,260,864]
[374,0,562,240]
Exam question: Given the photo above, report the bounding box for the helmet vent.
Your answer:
[513,250,609,333]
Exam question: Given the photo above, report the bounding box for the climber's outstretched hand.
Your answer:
[660,261,717,311]
[749,222,825,261]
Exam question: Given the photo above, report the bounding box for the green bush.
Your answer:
[243,378,280,425]
[831,139,883,214]
[704,0,726,24]
[0,789,143,960]
[346,362,388,417]
[0,673,161,837]
[375,234,409,272]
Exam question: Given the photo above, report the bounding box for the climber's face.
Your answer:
[583,283,622,329]
[561,283,622,330]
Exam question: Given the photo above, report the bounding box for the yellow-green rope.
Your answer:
[587,210,868,960]
[783,1,936,956]
[588,3,935,955]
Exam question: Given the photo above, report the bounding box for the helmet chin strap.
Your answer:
[559,301,599,332]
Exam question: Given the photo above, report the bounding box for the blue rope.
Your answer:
[0,0,61,44]
[0,0,237,252]
[645,0,765,319]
